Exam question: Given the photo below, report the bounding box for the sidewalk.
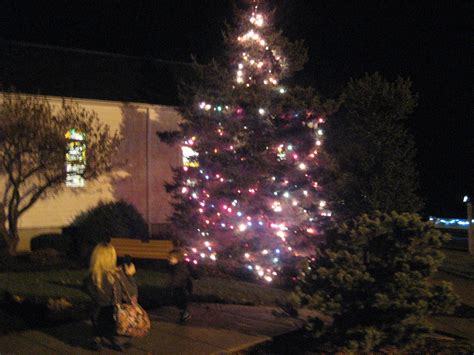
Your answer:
[0,303,317,354]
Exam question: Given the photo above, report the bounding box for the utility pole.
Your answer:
[463,195,474,255]
[465,196,473,255]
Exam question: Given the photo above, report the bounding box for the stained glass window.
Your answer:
[65,129,86,187]
[182,146,199,167]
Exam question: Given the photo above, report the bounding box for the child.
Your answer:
[118,255,138,303]
[168,249,193,323]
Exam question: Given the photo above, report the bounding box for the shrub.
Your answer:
[293,211,459,352]
[70,200,148,258]
[29,248,63,266]
[30,233,71,253]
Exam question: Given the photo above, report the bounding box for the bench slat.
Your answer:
[111,238,173,260]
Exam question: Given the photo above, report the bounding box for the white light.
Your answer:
[239,223,247,232]
[245,253,250,258]
[210,254,217,261]
[204,241,210,247]
[258,108,265,115]
[262,249,268,255]
[298,163,307,170]
[258,270,264,277]
[303,190,308,196]
[463,195,470,203]
[319,200,327,207]
[283,192,290,198]
[200,253,206,258]
[264,275,272,282]
[279,87,286,94]
[317,129,324,135]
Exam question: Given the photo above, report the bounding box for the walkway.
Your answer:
[0,303,318,354]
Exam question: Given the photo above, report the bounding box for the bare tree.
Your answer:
[0,92,120,255]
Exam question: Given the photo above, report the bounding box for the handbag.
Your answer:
[113,273,151,337]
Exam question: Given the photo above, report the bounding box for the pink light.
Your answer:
[293,154,298,159]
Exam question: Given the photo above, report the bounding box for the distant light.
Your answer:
[463,195,470,203]
[258,108,265,115]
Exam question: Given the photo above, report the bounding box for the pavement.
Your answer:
[0,303,319,354]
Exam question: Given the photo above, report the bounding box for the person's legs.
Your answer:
[174,288,191,323]
[90,307,104,350]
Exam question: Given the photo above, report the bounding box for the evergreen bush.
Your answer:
[293,211,459,351]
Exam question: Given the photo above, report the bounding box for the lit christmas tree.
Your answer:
[162,0,332,282]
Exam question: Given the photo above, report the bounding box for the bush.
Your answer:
[70,200,148,258]
[29,248,63,266]
[30,233,71,253]
[293,211,460,352]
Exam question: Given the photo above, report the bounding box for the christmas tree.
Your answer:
[162,0,332,282]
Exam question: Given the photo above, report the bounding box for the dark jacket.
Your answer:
[171,262,192,290]
[119,266,138,299]
[85,268,133,307]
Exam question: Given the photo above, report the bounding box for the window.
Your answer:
[65,129,86,187]
[182,146,199,168]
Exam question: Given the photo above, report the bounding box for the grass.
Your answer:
[0,268,288,307]
[440,248,474,279]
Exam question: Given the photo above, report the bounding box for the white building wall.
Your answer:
[0,94,182,251]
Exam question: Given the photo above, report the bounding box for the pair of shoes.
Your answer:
[109,341,125,352]
[90,337,103,351]
[179,311,191,324]
[109,340,132,352]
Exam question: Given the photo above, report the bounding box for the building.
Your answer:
[0,39,193,252]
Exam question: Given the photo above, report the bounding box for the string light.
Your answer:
[176,2,330,282]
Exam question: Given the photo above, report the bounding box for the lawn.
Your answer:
[440,248,474,279]
[0,269,288,307]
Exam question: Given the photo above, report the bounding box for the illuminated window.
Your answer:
[65,129,86,187]
[182,146,199,167]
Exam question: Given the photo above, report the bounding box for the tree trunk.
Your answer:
[0,202,8,249]
[1,202,19,256]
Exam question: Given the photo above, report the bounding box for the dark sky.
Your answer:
[1,0,472,217]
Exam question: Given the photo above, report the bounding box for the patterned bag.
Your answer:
[113,273,151,337]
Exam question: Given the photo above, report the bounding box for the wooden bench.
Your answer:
[111,238,174,260]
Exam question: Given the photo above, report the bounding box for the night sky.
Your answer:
[1,0,472,217]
